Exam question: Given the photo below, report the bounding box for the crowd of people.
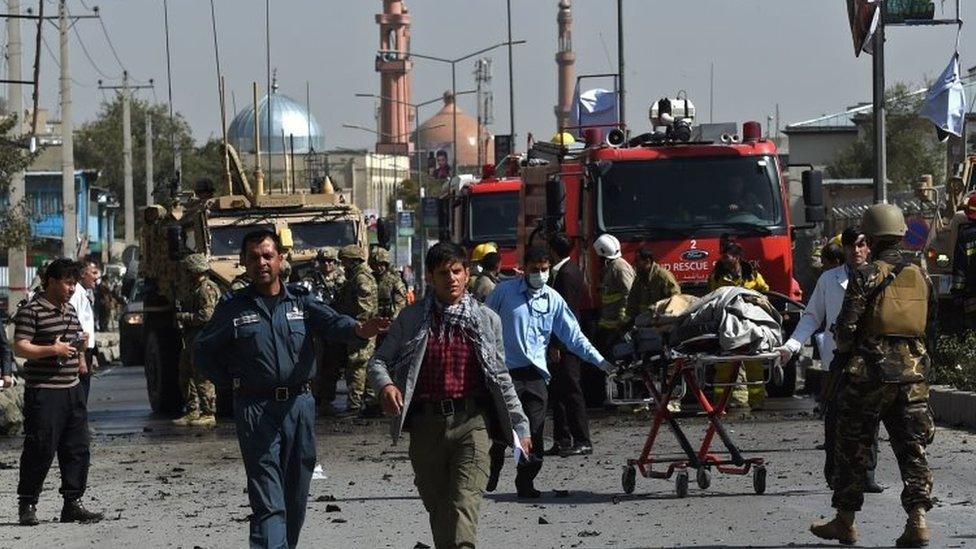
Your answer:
[4,202,938,549]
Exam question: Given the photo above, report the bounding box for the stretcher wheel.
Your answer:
[696,467,711,490]
[622,466,636,494]
[753,465,767,495]
[675,471,689,498]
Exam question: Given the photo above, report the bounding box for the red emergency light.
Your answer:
[742,121,762,142]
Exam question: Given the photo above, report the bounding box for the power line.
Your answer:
[96,11,126,75]
[71,20,115,79]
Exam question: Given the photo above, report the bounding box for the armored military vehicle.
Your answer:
[139,141,367,414]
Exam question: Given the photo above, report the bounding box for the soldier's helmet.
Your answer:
[860,203,907,238]
[339,244,366,262]
[372,247,392,266]
[280,259,292,278]
[316,247,339,263]
[182,253,210,274]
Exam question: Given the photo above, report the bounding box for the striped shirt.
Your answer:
[14,295,83,389]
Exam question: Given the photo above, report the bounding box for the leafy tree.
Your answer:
[74,94,224,234]
[827,82,946,190]
[0,114,40,248]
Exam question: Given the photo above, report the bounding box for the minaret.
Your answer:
[375,0,412,155]
[554,0,575,131]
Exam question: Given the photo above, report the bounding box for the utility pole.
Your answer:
[6,0,26,316]
[59,0,76,258]
[99,73,153,245]
[122,72,133,243]
[872,6,887,204]
[616,0,625,129]
[146,113,153,206]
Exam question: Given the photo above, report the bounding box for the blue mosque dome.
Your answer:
[228,83,325,155]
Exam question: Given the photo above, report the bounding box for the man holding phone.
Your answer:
[12,258,102,526]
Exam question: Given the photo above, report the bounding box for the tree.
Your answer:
[827,82,946,190]
[74,94,224,234]
[0,114,39,248]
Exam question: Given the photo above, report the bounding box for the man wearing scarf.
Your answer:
[368,242,531,549]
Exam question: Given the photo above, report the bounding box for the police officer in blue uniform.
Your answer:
[195,229,387,548]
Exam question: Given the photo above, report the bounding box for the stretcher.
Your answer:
[608,348,778,498]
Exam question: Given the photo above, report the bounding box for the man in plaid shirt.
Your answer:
[368,242,530,549]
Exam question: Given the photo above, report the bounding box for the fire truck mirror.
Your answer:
[801,170,824,207]
[546,178,567,222]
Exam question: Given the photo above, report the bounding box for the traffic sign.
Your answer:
[904,217,929,250]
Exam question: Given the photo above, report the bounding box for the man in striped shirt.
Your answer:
[13,258,103,526]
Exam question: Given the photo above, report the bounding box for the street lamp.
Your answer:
[379,39,526,177]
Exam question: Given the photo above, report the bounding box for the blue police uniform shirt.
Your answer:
[195,283,362,389]
[485,277,604,380]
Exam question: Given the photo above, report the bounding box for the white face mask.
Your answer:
[527,270,549,290]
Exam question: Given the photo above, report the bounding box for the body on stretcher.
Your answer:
[611,348,781,498]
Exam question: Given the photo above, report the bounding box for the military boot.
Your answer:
[60,500,104,523]
[810,510,858,546]
[189,414,216,428]
[896,506,930,547]
[18,502,38,526]
[172,411,200,426]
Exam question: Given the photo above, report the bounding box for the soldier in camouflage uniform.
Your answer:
[305,247,345,305]
[173,254,222,428]
[334,244,378,417]
[811,204,936,548]
[370,247,406,318]
[308,247,346,416]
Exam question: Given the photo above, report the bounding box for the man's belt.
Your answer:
[233,380,311,401]
[413,395,481,416]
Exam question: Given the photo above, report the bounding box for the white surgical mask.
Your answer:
[527,270,549,290]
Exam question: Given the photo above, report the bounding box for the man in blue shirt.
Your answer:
[485,246,611,498]
[195,229,387,548]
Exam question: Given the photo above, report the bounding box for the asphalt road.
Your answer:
[0,366,974,549]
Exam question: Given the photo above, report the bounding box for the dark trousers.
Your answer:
[80,348,95,401]
[549,352,590,448]
[824,399,880,487]
[17,384,91,505]
[235,392,316,549]
[489,367,547,491]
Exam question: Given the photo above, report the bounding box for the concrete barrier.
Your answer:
[930,385,976,430]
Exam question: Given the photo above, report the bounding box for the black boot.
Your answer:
[18,502,39,526]
[60,500,104,524]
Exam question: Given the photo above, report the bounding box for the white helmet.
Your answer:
[593,234,622,260]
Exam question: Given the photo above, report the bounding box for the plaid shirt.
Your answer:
[414,318,482,401]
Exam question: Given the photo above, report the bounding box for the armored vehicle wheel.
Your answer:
[144,329,183,416]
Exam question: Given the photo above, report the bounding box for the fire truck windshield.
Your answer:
[468,191,519,243]
[598,156,783,234]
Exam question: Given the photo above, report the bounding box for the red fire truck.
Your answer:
[443,97,823,396]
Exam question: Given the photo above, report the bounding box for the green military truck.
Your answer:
[139,147,368,415]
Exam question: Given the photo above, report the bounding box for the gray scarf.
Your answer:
[428,292,477,341]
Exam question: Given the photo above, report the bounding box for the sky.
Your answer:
[11,0,976,149]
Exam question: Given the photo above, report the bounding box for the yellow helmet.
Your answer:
[551,132,576,146]
[829,233,843,247]
[471,242,498,263]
